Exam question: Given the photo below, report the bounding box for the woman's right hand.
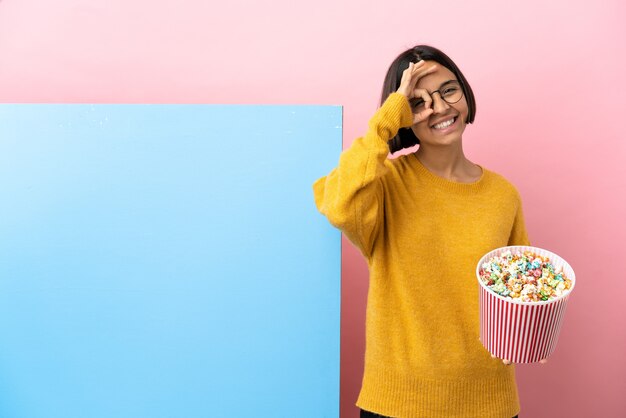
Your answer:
[396,61,438,125]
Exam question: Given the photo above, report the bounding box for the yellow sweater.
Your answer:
[312,93,531,418]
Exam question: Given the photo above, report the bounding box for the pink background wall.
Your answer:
[1,1,624,417]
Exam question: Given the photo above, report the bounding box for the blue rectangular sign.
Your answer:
[0,104,342,418]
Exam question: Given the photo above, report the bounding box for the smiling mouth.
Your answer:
[431,116,458,130]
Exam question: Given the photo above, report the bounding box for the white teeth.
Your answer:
[433,117,456,130]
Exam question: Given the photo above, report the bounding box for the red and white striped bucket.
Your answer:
[476,246,576,363]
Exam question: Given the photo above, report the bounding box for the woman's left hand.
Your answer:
[492,353,548,365]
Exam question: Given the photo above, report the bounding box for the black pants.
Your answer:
[361,409,518,418]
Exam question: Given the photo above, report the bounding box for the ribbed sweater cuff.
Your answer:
[382,92,414,129]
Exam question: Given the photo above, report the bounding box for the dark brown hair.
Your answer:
[381,45,476,153]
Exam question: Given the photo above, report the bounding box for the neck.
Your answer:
[414,142,477,182]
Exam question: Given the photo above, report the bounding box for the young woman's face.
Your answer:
[410,61,469,147]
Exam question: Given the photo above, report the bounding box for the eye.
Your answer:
[410,99,425,108]
[442,87,459,96]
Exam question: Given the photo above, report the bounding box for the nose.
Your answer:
[431,92,450,114]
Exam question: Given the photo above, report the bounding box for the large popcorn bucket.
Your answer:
[476,246,576,363]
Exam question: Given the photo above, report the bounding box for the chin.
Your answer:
[421,134,463,147]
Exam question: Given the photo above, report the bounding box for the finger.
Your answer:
[410,64,438,85]
[404,61,425,76]
[399,62,416,83]
[406,65,438,100]
[402,61,433,90]
[411,60,427,71]
[412,88,433,108]
[398,61,428,96]
[491,354,497,359]
[410,61,430,75]
[539,359,548,364]
[409,87,433,124]
[502,359,512,365]
[399,63,414,85]
[412,108,433,124]
[424,64,438,73]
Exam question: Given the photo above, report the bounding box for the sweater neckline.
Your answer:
[410,153,489,194]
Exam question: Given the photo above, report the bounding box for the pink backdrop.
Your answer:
[1,1,625,417]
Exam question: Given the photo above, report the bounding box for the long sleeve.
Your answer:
[312,93,413,258]
[507,191,531,246]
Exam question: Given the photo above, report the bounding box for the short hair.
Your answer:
[380,45,477,154]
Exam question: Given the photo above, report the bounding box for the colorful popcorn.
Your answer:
[478,250,572,302]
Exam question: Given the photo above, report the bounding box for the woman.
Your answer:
[313,45,545,417]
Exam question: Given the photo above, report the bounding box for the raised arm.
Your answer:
[312,61,437,258]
